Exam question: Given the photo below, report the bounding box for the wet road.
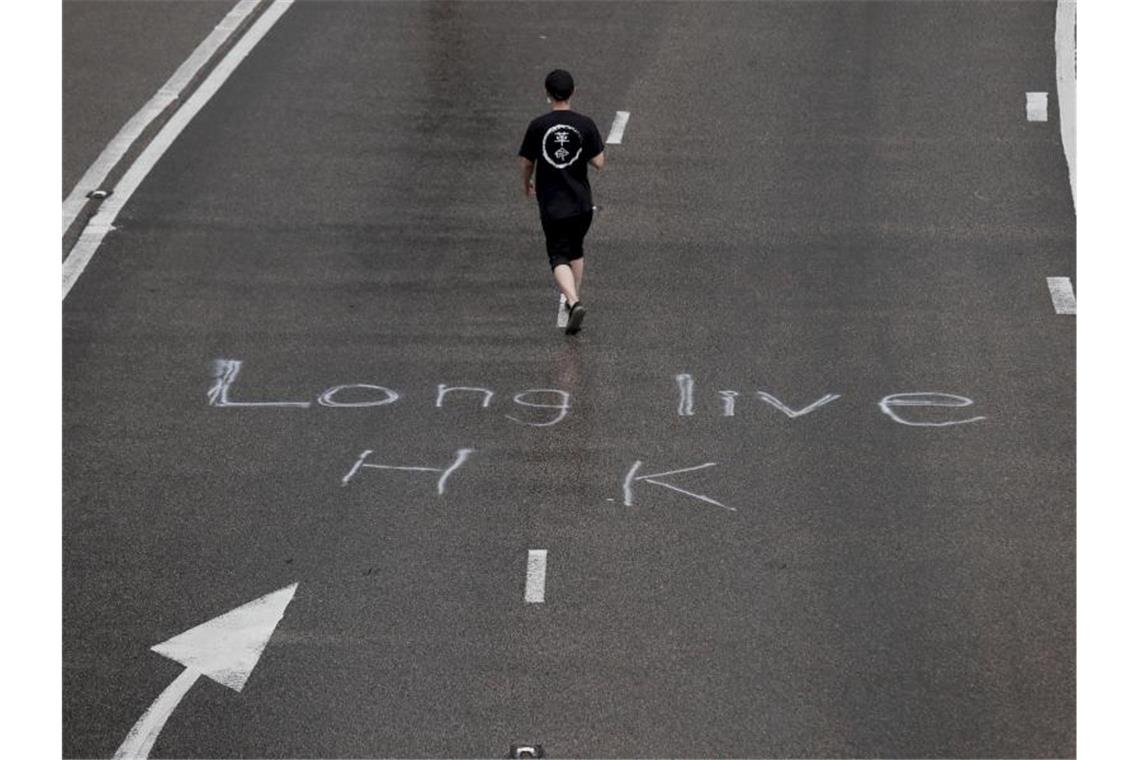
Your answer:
[63,2,1075,757]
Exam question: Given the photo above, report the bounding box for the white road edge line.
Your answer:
[1047,277,1076,315]
[62,0,262,234]
[525,549,548,603]
[1055,0,1076,201]
[605,110,631,145]
[1026,91,1049,122]
[62,0,295,300]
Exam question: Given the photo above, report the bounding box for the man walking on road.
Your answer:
[518,69,605,335]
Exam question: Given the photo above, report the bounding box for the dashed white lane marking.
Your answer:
[605,110,631,144]
[524,550,548,603]
[62,0,262,234]
[1026,91,1049,122]
[556,293,568,328]
[62,0,296,300]
[1047,277,1076,314]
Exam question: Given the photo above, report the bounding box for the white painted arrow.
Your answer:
[114,583,298,759]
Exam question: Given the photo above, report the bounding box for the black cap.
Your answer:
[544,69,574,101]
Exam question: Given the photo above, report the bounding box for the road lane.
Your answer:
[63,2,1074,757]
[63,0,236,196]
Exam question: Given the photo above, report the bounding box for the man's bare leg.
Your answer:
[570,258,585,296]
[553,264,579,305]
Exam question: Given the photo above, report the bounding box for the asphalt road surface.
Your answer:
[63,1,1075,757]
[62,0,233,196]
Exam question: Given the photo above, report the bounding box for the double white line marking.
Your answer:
[63,0,296,300]
[63,0,263,235]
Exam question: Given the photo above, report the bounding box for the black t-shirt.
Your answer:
[518,110,604,221]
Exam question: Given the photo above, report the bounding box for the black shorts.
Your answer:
[540,211,593,269]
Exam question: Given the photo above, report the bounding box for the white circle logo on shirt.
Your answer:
[541,124,583,169]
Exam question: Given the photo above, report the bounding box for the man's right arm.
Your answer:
[519,122,539,197]
[520,157,536,197]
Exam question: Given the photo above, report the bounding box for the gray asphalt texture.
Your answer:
[63,2,1075,758]
[63,0,234,197]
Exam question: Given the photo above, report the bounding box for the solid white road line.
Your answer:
[524,550,548,603]
[605,110,631,145]
[1055,1,1077,200]
[1026,91,1049,122]
[62,0,296,300]
[1047,277,1076,315]
[62,0,262,234]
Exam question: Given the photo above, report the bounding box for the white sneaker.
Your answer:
[556,293,569,328]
